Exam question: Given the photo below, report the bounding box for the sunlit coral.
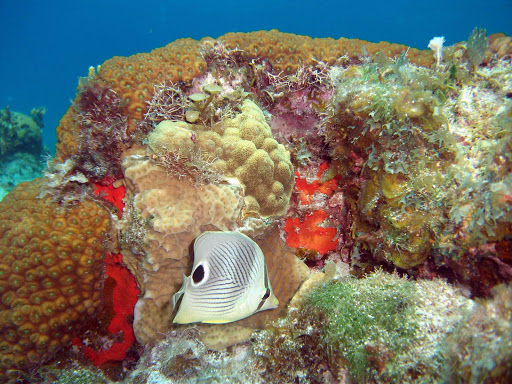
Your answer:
[0,178,111,381]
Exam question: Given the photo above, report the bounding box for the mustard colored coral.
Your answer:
[54,31,432,163]
[0,179,111,381]
[147,100,294,218]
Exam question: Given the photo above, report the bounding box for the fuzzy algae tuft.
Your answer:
[323,37,512,273]
[301,270,471,382]
[444,283,512,383]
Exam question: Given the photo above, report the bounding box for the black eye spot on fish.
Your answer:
[193,264,205,283]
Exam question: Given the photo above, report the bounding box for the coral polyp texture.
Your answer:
[146,99,294,216]
[0,178,111,381]
[54,30,432,163]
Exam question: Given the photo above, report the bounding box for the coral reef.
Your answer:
[0,107,46,200]
[0,178,111,381]
[0,153,44,201]
[254,268,473,383]
[3,28,510,382]
[54,31,433,163]
[120,152,247,343]
[120,135,307,343]
[0,106,44,158]
[320,31,512,286]
[114,96,300,346]
[444,283,512,383]
[39,268,512,384]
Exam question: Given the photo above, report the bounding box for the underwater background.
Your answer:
[1,0,511,153]
[1,1,512,383]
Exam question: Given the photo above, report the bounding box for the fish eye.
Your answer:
[192,264,205,284]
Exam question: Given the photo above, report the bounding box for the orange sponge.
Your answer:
[295,162,338,205]
[284,209,338,255]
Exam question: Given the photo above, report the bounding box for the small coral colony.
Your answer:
[0,28,511,383]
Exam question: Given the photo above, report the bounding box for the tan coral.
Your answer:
[147,100,295,219]
[120,149,246,343]
[0,179,111,381]
[120,135,304,345]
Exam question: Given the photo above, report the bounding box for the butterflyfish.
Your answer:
[172,231,279,324]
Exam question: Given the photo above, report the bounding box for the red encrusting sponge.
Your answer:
[284,162,339,255]
[284,209,338,255]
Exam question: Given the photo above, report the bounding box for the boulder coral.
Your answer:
[146,99,295,217]
[118,97,302,345]
[0,179,111,381]
[0,106,45,158]
[54,30,433,163]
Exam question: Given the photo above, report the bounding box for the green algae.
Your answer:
[324,42,512,270]
[301,270,472,383]
[306,272,418,382]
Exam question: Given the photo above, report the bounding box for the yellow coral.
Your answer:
[0,179,111,381]
[147,121,196,156]
[147,100,294,218]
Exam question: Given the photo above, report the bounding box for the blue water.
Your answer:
[1,0,511,154]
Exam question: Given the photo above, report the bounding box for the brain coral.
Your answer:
[0,179,111,381]
[54,30,432,162]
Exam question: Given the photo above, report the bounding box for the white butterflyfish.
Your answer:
[171,231,279,324]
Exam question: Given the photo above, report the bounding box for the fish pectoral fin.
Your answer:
[171,274,188,311]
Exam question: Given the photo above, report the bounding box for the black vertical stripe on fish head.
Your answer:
[192,264,205,283]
